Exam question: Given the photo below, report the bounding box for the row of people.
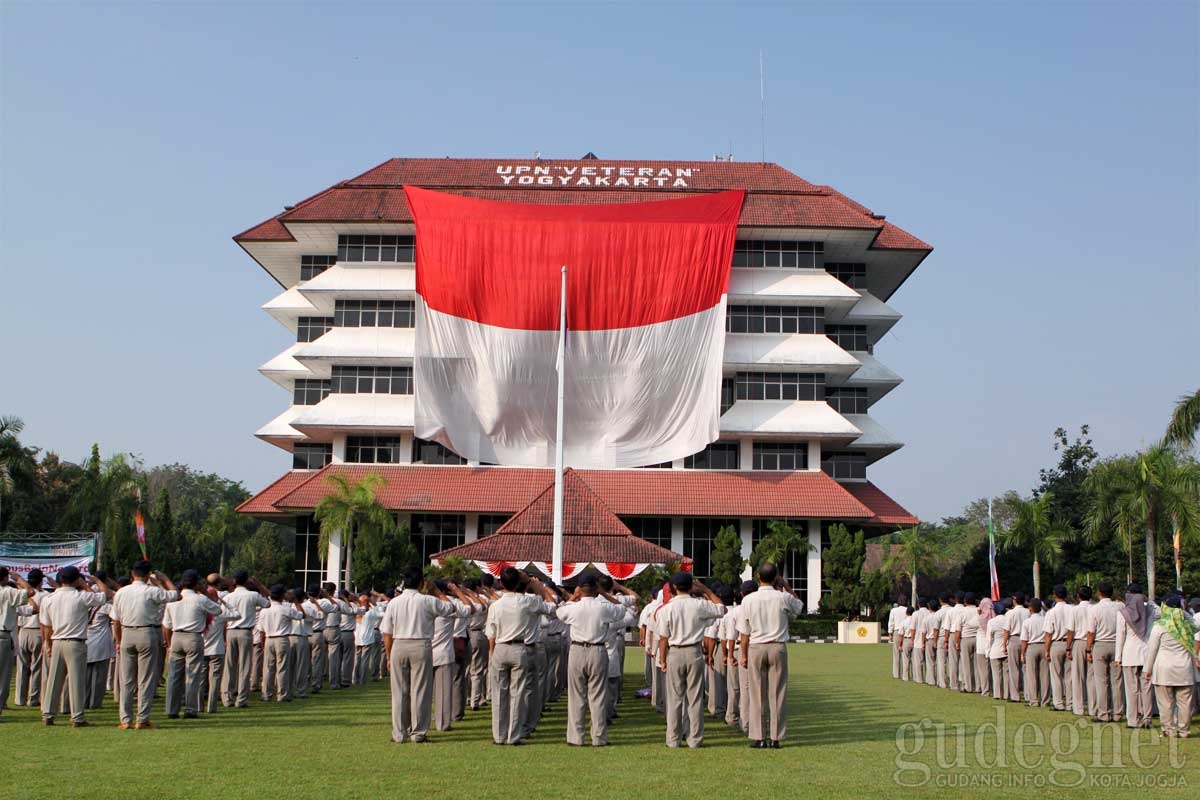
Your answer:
[886,582,1200,737]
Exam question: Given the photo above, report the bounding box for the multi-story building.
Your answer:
[236,157,929,613]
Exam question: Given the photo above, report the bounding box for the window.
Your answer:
[753,442,808,471]
[682,518,737,581]
[726,305,823,334]
[479,515,510,537]
[732,240,823,269]
[334,300,416,328]
[636,461,674,469]
[292,443,332,470]
[684,442,740,470]
[294,516,324,588]
[621,517,673,549]
[300,255,336,281]
[735,372,823,401]
[337,234,415,263]
[751,518,808,596]
[297,316,333,343]
[331,366,413,395]
[821,452,867,481]
[410,514,465,565]
[825,262,866,290]
[826,387,868,415]
[720,377,735,414]
[825,324,870,353]
[345,436,401,464]
[293,379,330,406]
[412,437,466,465]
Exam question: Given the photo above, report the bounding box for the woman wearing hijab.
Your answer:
[1115,582,1156,728]
[986,600,1009,701]
[1144,593,1198,737]
[975,597,995,698]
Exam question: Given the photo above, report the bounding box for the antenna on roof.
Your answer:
[759,51,767,164]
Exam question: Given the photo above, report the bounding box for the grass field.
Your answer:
[4,645,1197,798]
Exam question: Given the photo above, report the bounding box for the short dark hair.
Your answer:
[1053,584,1068,600]
[480,574,495,588]
[1097,581,1113,598]
[322,581,336,593]
[132,560,151,578]
[1126,582,1143,595]
[963,592,978,605]
[938,592,950,603]
[58,566,81,585]
[597,575,614,592]
[463,578,480,591]
[741,580,758,596]
[269,583,286,601]
[402,568,424,589]
[117,576,131,587]
[180,569,200,589]
[307,584,321,597]
[234,569,250,586]
[1077,585,1092,601]
[0,566,8,582]
[757,562,778,584]
[1012,591,1026,605]
[27,568,43,586]
[671,572,694,593]
[1029,598,1043,613]
[499,567,522,591]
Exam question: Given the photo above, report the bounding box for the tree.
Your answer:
[709,524,745,587]
[357,521,417,590]
[313,473,395,589]
[1164,389,1200,450]
[197,502,251,576]
[748,520,812,582]
[1085,457,1141,584]
[822,523,866,615]
[423,554,482,584]
[231,522,294,587]
[0,415,37,530]
[1001,492,1069,599]
[881,526,939,606]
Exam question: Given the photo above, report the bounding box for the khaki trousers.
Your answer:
[947,643,959,690]
[291,636,310,698]
[544,636,563,703]
[1049,641,1069,710]
[911,643,924,684]
[1090,641,1123,721]
[725,658,742,727]
[310,632,327,692]
[1070,640,1089,715]
[452,638,469,720]
[990,658,1007,700]
[86,659,109,709]
[651,646,666,714]
[0,632,14,710]
[900,644,912,681]
[42,639,87,723]
[666,645,706,748]
[1005,640,1022,700]
[251,638,263,691]
[975,652,990,697]
[708,659,727,718]
[959,639,976,693]
[166,631,204,716]
[222,628,253,707]
[1024,647,1050,706]
[521,643,547,737]
[1123,665,1153,727]
[924,641,937,686]
[16,627,43,705]
[262,637,291,702]
[1155,684,1195,736]
[433,663,454,731]
[936,645,948,689]
[468,630,489,709]
[338,630,355,687]
[891,635,902,679]
[606,675,619,722]
[746,642,788,743]
[566,643,609,746]
[490,642,529,744]
[205,654,224,713]
[737,650,752,733]
[389,639,433,742]
[323,627,341,689]
[119,627,159,724]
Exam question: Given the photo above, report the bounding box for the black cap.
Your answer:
[578,574,598,588]
[740,580,758,595]
[670,571,694,591]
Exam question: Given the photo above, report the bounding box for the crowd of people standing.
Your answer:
[886,583,1200,737]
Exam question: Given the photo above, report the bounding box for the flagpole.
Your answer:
[551,265,566,586]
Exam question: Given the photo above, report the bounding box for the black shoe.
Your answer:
[749,740,765,749]
[166,714,179,720]
[510,740,525,746]
[183,713,198,719]
[770,740,781,749]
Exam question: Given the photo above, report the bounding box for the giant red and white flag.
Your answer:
[404,186,745,468]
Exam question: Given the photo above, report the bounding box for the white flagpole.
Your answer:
[551,265,567,585]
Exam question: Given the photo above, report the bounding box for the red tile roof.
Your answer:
[233,157,931,252]
[841,482,919,527]
[235,470,320,515]
[431,468,683,565]
[243,463,875,519]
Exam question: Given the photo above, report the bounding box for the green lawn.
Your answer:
[5,645,1196,798]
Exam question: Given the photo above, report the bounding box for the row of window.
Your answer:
[331,365,413,396]
[335,299,415,329]
[338,234,415,263]
[343,436,466,466]
[825,324,870,353]
[732,240,823,269]
[726,305,823,335]
[735,371,823,402]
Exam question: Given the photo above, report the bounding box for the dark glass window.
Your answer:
[720,377,735,414]
[752,442,808,471]
[294,516,324,588]
[821,452,867,481]
[732,240,823,269]
[412,437,466,465]
[300,255,336,281]
[337,234,415,263]
[825,262,866,290]
[292,443,332,470]
[635,461,674,469]
[330,366,413,395]
[621,517,673,550]
[684,442,740,470]
[345,436,401,464]
[825,324,870,352]
[479,515,510,537]
[334,300,416,328]
[410,514,465,565]
[297,316,333,343]
[751,518,808,596]
[726,305,824,334]
[682,518,737,581]
[293,379,331,406]
[825,387,868,415]
[735,372,823,402]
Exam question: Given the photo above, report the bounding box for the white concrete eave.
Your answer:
[721,400,862,444]
[835,352,903,403]
[296,264,415,313]
[841,414,904,461]
[842,292,901,337]
[259,343,314,390]
[292,327,415,377]
[723,333,861,378]
[255,406,306,450]
[727,270,861,317]
[262,287,321,332]
[290,393,415,433]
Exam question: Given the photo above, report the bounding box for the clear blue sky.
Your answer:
[2,2,1196,522]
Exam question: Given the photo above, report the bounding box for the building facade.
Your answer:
[236,157,929,613]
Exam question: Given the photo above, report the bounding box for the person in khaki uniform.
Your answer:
[720,587,744,728]
[656,572,725,749]
[0,567,36,715]
[1085,581,1124,722]
[1001,593,1029,702]
[112,561,178,729]
[555,574,627,747]
[219,570,269,707]
[1065,586,1092,716]
[485,569,556,745]
[163,570,223,718]
[737,563,804,749]
[40,567,111,726]
[950,592,980,694]
[259,585,303,702]
[463,578,491,711]
[15,568,46,707]
[1042,586,1072,710]
[1018,598,1049,706]
[1144,593,1197,737]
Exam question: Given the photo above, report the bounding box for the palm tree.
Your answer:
[198,502,247,575]
[748,520,814,584]
[1001,492,1069,599]
[1085,457,1141,584]
[1164,388,1200,450]
[881,526,939,607]
[313,473,395,589]
[0,415,37,530]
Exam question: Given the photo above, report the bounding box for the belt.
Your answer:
[122,624,157,628]
[57,637,86,642]
[268,635,290,639]
[669,643,703,649]
[230,626,254,631]
[571,641,604,647]
[498,640,531,646]
[546,632,563,637]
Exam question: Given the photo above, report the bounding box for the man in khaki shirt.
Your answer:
[1086,581,1125,722]
[0,566,35,716]
[163,570,223,718]
[555,574,626,747]
[39,567,111,726]
[655,572,725,749]
[112,560,178,729]
[485,568,556,746]
[738,562,804,748]
[15,568,46,707]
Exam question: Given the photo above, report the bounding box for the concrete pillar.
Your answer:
[739,439,753,471]
[670,517,684,558]
[739,517,754,581]
[398,432,414,464]
[807,440,821,472]
[331,434,346,464]
[806,519,822,615]
[325,529,343,588]
[464,513,480,543]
